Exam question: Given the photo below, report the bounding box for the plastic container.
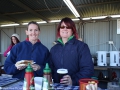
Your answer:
[109,51,120,66]
[79,78,98,90]
[34,77,42,90]
[97,51,108,66]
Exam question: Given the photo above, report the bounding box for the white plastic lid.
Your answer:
[57,68,68,74]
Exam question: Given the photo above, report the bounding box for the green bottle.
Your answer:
[42,63,52,90]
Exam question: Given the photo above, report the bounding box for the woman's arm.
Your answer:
[71,44,94,85]
[4,45,20,74]
[3,45,12,57]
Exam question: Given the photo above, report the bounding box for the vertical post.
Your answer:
[108,68,113,81]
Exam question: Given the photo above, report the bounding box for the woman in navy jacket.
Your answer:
[4,21,49,79]
[49,17,94,86]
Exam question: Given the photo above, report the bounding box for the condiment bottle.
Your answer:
[23,63,35,90]
[42,76,49,90]
[42,63,52,89]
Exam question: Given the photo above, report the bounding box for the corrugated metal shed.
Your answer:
[0,0,120,25]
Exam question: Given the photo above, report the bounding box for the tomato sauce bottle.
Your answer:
[23,63,35,90]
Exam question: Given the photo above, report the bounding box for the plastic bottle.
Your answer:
[23,63,35,90]
[42,76,49,90]
[42,63,52,90]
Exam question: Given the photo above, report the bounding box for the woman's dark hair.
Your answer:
[11,36,20,47]
[57,17,78,39]
[27,21,40,30]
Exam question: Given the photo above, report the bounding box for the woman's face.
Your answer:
[60,22,73,39]
[26,24,40,41]
[12,37,17,44]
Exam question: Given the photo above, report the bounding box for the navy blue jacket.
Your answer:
[4,40,49,79]
[49,37,94,85]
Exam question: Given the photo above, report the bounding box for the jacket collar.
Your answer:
[57,36,75,45]
[25,38,40,42]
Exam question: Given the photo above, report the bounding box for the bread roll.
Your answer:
[16,60,33,66]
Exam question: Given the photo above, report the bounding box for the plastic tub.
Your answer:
[79,78,98,90]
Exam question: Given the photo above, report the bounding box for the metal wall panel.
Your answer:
[83,21,109,56]
[0,28,15,64]
[79,20,120,57]
[112,20,120,51]
[16,27,26,42]
[39,24,56,50]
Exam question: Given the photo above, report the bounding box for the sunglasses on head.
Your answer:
[60,26,71,29]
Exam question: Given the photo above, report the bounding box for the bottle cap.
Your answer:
[43,63,51,73]
[25,63,33,72]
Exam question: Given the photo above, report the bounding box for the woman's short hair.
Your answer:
[57,17,78,39]
[27,21,40,31]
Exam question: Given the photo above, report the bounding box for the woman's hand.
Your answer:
[15,61,27,70]
[16,66,27,70]
[31,64,40,71]
[60,75,72,85]
[15,61,40,71]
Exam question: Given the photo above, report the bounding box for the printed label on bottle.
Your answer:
[43,82,48,90]
[23,78,27,90]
